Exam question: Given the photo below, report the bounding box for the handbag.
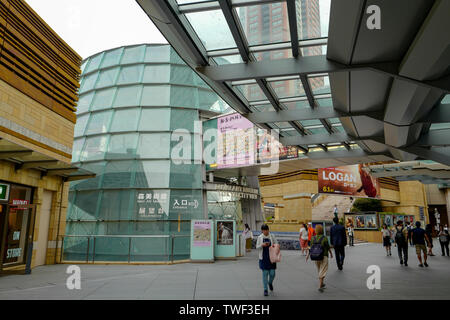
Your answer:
[269,243,281,263]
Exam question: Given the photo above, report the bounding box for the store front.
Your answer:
[0,182,36,271]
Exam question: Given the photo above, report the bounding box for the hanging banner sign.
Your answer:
[318,164,381,198]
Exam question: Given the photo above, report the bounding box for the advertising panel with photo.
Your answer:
[193,220,212,247]
[256,129,299,163]
[217,113,256,168]
[217,221,234,245]
[345,216,355,228]
[384,214,393,227]
[364,215,378,229]
[355,216,365,229]
[318,164,381,198]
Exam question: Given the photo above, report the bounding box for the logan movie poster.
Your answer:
[318,164,381,198]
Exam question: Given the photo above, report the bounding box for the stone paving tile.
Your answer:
[0,243,449,299]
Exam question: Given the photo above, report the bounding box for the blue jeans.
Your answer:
[262,269,275,291]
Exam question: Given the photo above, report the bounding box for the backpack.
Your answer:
[439,232,449,243]
[310,236,325,261]
[395,227,406,245]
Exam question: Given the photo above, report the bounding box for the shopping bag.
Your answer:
[269,243,281,263]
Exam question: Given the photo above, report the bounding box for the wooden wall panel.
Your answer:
[0,0,80,123]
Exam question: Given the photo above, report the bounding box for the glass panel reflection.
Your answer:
[185,10,237,51]
[237,3,291,46]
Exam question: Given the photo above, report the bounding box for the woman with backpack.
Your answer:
[256,224,278,296]
[382,224,392,256]
[306,224,333,292]
[438,226,449,256]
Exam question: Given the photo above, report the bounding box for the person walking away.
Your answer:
[390,225,396,247]
[394,220,409,266]
[412,221,431,267]
[243,223,253,252]
[333,205,338,220]
[382,224,392,256]
[307,222,315,247]
[347,224,354,246]
[306,224,333,292]
[438,226,450,256]
[299,223,309,256]
[256,224,278,296]
[425,224,435,256]
[330,217,347,270]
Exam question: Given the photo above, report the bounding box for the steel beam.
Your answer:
[218,0,249,62]
[415,129,450,147]
[280,132,357,146]
[419,103,450,123]
[286,0,299,57]
[244,108,383,124]
[197,57,450,92]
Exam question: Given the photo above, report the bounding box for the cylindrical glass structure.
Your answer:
[65,44,229,262]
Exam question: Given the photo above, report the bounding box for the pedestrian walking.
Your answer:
[347,224,354,246]
[438,226,450,256]
[306,224,333,292]
[394,220,409,266]
[412,221,431,267]
[307,222,315,247]
[405,221,413,247]
[382,224,392,256]
[299,223,309,256]
[333,204,338,220]
[330,217,347,270]
[256,224,278,296]
[243,223,253,252]
[425,224,435,256]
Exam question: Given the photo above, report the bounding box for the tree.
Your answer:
[351,198,382,212]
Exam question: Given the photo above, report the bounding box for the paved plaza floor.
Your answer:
[0,243,449,300]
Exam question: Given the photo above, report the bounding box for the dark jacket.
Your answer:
[330,223,347,247]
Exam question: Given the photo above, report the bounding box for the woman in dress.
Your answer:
[256,224,278,296]
[382,224,392,256]
[299,223,309,255]
[243,223,253,252]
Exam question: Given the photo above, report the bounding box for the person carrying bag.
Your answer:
[306,224,332,292]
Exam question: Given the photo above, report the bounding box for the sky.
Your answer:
[26,0,168,59]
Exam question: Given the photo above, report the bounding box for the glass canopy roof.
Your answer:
[139,0,450,167]
[174,0,345,153]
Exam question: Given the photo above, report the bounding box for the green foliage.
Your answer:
[351,198,382,212]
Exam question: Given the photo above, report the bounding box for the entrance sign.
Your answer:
[0,183,10,201]
[318,164,381,198]
[190,220,214,262]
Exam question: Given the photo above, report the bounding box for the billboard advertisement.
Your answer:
[217,113,255,168]
[208,113,299,169]
[318,164,381,198]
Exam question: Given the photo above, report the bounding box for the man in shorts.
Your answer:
[412,221,431,268]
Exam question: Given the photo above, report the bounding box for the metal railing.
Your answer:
[59,234,190,264]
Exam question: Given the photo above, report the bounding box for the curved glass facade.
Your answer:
[65,44,230,262]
